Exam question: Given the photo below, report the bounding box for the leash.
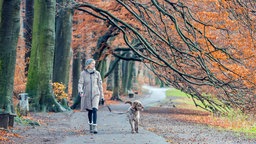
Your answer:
[100,104,128,114]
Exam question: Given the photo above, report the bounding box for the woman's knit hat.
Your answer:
[85,58,95,68]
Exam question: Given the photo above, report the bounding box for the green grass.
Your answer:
[222,109,256,137]
[166,88,188,97]
[165,88,206,110]
[239,124,256,137]
[166,88,230,112]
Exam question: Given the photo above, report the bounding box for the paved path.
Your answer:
[61,86,169,144]
[138,85,169,107]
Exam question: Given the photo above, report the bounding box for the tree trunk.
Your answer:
[69,51,82,109]
[121,52,134,94]
[121,58,128,94]
[24,0,33,76]
[26,0,65,112]
[106,56,115,91]
[72,52,81,98]
[127,60,135,91]
[53,0,73,90]
[98,57,107,80]
[0,0,21,114]
[106,71,113,91]
[111,59,121,101]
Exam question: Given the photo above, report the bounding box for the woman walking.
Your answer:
[78,58,104,134]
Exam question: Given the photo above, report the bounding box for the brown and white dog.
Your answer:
[125,100,144,133]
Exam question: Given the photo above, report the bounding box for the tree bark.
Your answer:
[0,0,21,114]
[26,0,65,112]
[69,51,82,109]
[106,56,115,91]
[24,0,33,76]
[121,58,128,94]
[98,57,107,80]
[111,58,122,101]
[121,52,134,94]
[53,0,73,90]
[127,60,135,90]
[72,52,81,98]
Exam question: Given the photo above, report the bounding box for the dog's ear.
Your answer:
[134,101,144,110]
[132,101,138,109]
[125,101,132,106]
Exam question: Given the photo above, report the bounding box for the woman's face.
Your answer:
[88,61,95,69]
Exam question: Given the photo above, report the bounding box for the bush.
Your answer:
[52,82,68,102]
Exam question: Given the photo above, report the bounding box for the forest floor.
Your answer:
[1,86,256,144]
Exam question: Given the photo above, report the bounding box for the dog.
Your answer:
[125,100,144,133]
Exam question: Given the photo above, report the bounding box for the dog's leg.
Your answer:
[135,120,139,133]
[129,119,135,133]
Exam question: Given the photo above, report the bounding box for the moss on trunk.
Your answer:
[0,0,21,114]
[26,0,66,112]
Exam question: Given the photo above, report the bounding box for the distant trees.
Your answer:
[0,0,21,114]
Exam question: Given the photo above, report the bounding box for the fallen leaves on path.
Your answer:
[0,129,22,143]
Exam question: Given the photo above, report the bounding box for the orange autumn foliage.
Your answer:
[72,0,255,112]
[12,0,255,114]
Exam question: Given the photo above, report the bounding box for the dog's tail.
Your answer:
[125,101,132,106]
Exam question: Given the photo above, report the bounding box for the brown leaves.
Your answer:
[0,129,22,143]
[144,105,256,133]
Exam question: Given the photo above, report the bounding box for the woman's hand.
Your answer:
[99,98,105,105]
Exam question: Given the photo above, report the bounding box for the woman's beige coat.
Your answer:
[78,70,104,111]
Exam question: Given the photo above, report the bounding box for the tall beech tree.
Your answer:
[52,0,73,109]
[53,0,73,89]
[0,0,21,114]
[26,0,65,112]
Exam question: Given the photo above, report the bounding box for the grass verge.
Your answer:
[165,88,256,138]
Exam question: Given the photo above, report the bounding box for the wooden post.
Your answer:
[8,114,16,127]
[0,113,9,129]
